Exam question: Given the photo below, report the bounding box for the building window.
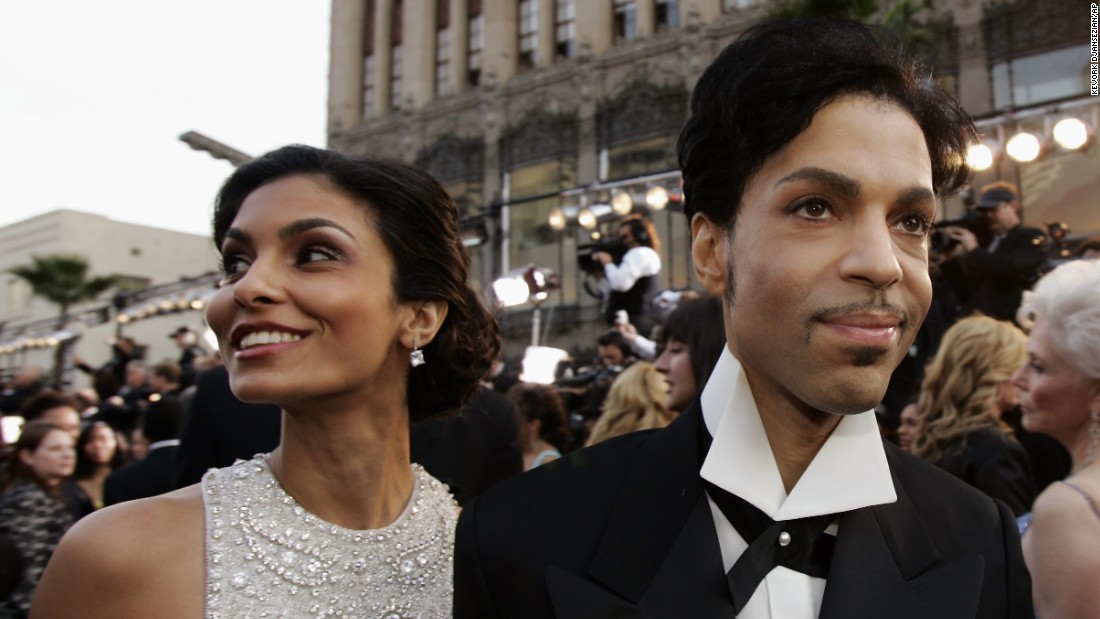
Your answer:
[363,56,377,118]
[655,0,679,30]
[435,0,451,96]
[555,0,575,60]
[390,0,403,110]
[390,45,403,110]
[991,44,1090,110]
[361,0,376,118]
[613,0,637,42]
[518,0,538,70]
[468,1,483,86]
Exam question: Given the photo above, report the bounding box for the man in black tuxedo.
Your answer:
[942,182,1047,324]
[454,18,1032,619]
[104,398,185,505]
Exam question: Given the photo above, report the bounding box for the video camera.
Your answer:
[577,238,625,275]
[931,209,992,253]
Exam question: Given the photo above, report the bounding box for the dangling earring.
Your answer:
[410,335,426,368]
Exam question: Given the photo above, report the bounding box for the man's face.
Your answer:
[692,95,935,417]
[988,201,1018,235]
[617,224,636,249]
[598,344,625,368]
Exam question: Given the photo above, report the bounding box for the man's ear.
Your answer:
[400,300,449,350]
[691,213,729,298]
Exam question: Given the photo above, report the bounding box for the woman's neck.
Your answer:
[268,403,414,531]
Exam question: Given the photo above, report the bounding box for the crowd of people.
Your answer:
[0,327,212,616]
[0,15,1096,619]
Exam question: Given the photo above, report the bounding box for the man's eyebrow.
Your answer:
[896,186,936,208]
[278,218,355,240]
[774,167,860,198]
[223,228,250,244]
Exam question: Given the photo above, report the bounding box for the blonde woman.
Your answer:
[586,362,675,446]
[912,315,1036,515]
[1012,259,1100,619]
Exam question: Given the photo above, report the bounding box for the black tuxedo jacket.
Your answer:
[103,445,180,505]
[173,365,282,488]
[455,402,1032,618]
[411,386,524,506]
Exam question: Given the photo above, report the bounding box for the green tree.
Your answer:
[10,254,118,387]
[763,0,951,70]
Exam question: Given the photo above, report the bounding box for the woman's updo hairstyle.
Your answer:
[213,145,501,422]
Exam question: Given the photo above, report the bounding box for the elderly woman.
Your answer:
[33,145,500,618]
[1012,259,1100,619]
[911,315,1036,516]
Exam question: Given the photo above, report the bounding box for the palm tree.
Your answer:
[10,254,118,387]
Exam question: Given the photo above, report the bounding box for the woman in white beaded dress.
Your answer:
[33,145,501,618]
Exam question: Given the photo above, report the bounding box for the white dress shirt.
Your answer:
[602,245,661,292]
[699,348,897,618]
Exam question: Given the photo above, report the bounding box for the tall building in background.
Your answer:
[327,0,1097,351]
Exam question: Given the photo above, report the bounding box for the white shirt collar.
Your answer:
[700,348,896,521]
[147,439,181,451]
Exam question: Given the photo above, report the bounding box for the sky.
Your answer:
[0,1,332,237]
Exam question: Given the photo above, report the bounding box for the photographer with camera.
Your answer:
[591,214,662,334]
[941,182,1046,324]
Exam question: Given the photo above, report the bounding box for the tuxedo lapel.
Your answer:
[819,459,985,619]
[544,403,733,616]
[546,494,731,618]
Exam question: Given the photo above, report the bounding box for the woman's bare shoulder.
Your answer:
[73,485,205,550]
[1032,478,1100,525]
[31,485,207,619]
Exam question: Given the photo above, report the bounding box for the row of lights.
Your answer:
[115,290,216,325]
[966,115,1094,170]
[548,184,679,231]
[0,330,77,356]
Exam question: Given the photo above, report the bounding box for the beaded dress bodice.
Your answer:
[202,456,457,619]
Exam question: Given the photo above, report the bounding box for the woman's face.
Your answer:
[21,429,76,484]
[896,403,919,452]
[83,424,118,465]
[654,337,697,413]
[1013,319,1100,444]
[205,175,415,409]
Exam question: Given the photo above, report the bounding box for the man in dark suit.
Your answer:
[173,364,282,488]
[104,399,186,505]
[410,386,524,506]
[454,18,1032,619]
[942,182,1047,323]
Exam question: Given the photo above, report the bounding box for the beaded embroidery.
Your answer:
[203,456,457,618]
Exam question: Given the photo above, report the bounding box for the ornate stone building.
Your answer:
[327,0,1097,351]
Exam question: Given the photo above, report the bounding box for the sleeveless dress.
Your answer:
[202,456,458,619]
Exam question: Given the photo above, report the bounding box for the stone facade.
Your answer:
[328,0,1098,354]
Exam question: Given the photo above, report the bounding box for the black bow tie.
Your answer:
[703,480,836,615]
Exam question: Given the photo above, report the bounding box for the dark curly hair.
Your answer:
[212,145,501,422]
[506,383,570,452]
[679,18,975,230]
